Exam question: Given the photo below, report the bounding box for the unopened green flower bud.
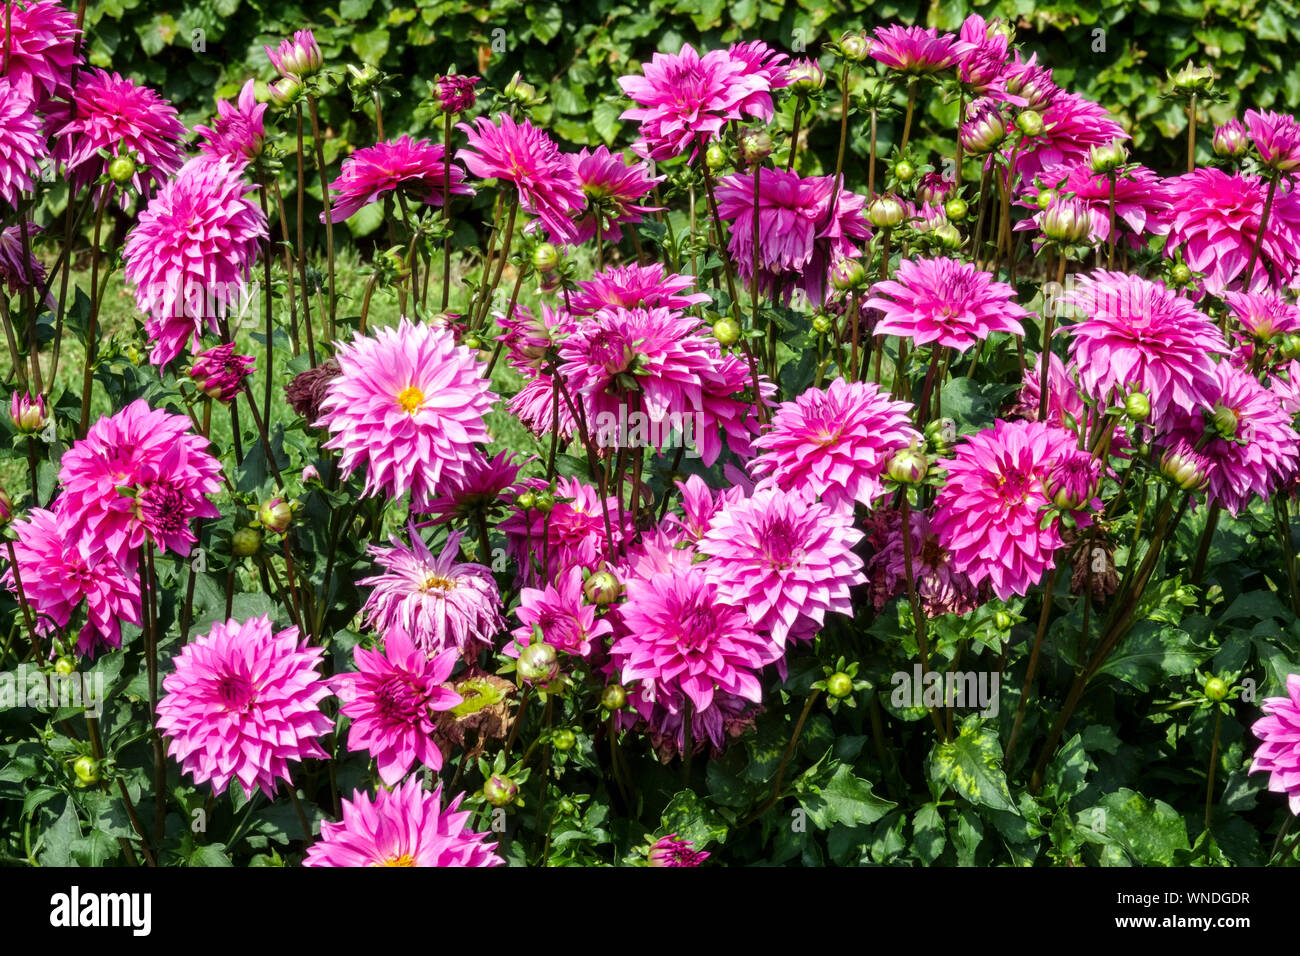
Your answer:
[584,570,622,605]
[532,242,559,274]
[232,527,263,556]
[1211,403,1238,439]
[107,154,137,184]
[944,197,969,222]
[812,314,832,335]
[826,672,854,699]
[737,128,773,166]
[893,160,916,183]
[838,31,870,61]
[712,317,740,346]
[518,642,559,685]
[1088,139,1128,175]
[1204,676,1230,701]
[257,497,294,534]
[1170,263,1192,286]
[867,195,906,229]
[1170,61,1214,94]
[1015,110,1045,137]
[830,257,868,292]
[483,775,519,807]
[1124,391,1151,422]
[887,444,929,484]
[601,683,627,710]
[705,141,728,171]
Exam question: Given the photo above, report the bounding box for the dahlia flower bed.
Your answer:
[1,2,1299,870]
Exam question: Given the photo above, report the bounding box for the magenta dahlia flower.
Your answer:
[359,528,504,659]
[6,505,141,658]
[1165,168,1300,293]
[932,419,1079,601]
[1272,361,1300,419]
[123,156,268,367]
[715,168,871,306]
[698,350,774,466]
[511,566,612,660]
[955,14,1013,96]
[570,262,710,316]
[1250,673,1300,815]
[869,25,969,75]
[1014,91,1128,185]
[569,145,662,245]
[611,562,778,714]
[316,318,496,507]
[697,487,865,646]
[188,342,255,404]
[1245,109,1300,174]
[457,114,585,244]
[0,0,80,106]
[304,779,503,867]
[1063,270,1226,426]
[0,223,46,294]
[265,29,322,79]
[156,615,332,798]
[1224,291,1300,345]
[331,626,462,785]
[1159,361,1300,516]
[0,79,47,209]
[619,43,770,161]
[1002,52,1058,112]
[57,399,222,563]
[195,78,267,165]
[749,378,920,512]
[727,40,790,117]
[865,256,1027,352]
[432,74,479,115]
[54,69,186,199]
[324,135,472,223]
[648,833,710,867]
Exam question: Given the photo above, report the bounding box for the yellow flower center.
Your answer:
[421,574,457,593]
[376,853,416,867]
[396,385,425,414]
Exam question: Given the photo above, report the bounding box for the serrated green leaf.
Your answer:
[929,716,1017,813]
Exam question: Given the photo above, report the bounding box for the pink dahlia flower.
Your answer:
[1165,168,1300,293]
[1002,52,1058,112]
[698,350,773,466]
[304,779,503,867]
[749,378,920,513]
[1272,361,1300,419]
[316,318,496,507]
[648,833,710,867]
[500,475,630,588]
[1063,270,1226,427]
[865,256,1027,352]
[0,79,47,210]
[1245,109,1300,174]
[867,507,980,617]
[0,223,47,294]
[698,487,865,646]
[611,562,779,715]
[727,40,790,117]
[932,419,1078,601]
[0,0,80,107]
[57,399,221,563]
[265,29,322,79]
[54,69,186,200]
[1014,91,1128,185]
[955,14,1013,96]
[457,114,585,244]
[156,615,332,798]
[1020,162,1171,249]
[1250,673,1300,815]
[359,528,504,659]
[569,145,662,245]
[1159,361,1300,516]
[1224,291,1300,346]
[123,156,268,367]
[188,342,255,404]
[619,43,769,162]
[331,625,462,785]
[1213,118,1249,158]
[195,78,267,165]
[432,74,479,115]
[623,683,757,760]
[324,135,473,223]
[6,505,141,658]
[869,25,970,75]
[511,566,612,660]
[715,169,871,306]
[570,262,710,316]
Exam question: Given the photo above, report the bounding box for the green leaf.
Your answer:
[351,28,389,64]
[911,804,946,863]
[190,843,233,866]
[1091,788,1190,865]
[1044,733,1094,804]
[928,716,1017,813]
[660,790,727,848]
[799,764,895,829]
[1096,621,1197,691]
[71,829,119,866]
[38,797,81,866]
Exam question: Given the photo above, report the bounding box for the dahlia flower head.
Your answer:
[324,135,473,223]
[866,507,981,617]
[0,79,48,210]
[715,169,871,306]
[0,0,80,108]
[749,378,921,513]
[697,486,865,646]
[1272,361,1300,419]
[1013,91,1128,185]
[195,79,267,165]
[955,14,1014,97]
[1250,674,1300,815]
[331,625,462,786]
[1063,270,1226,427]
[1158,361,1300,516]
[569,145,663,245]
[6,504,142,658]
[189,342,255,404]
[432,73,479,115]
[869,25,971,75]
[156,616,333,799]
[359,528,504,660]
[265,29,322,79]
[618,43,771,161]
[284,358,341,422]
[1224,291,1300,361]
[457,113,585,244]
[728,40,790,110]
[648,833,710,867]
[865,256,1028,353]
[623,681,758,761]
[57,399,222,564]
[570,262,711,316]
[1165,168,1300,294]
[497,299,566,374]
[931,419,1084,601]
[53,69,186,200]
[316,318,496,508]
[1244,109,1300,175]
[304,779,503,867]
[1020,162,1171,249]
[122,155,268,368]
[510,565,612,660]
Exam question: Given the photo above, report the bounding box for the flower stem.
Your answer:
[307,95,337,341]
[1243,171,1278,292]
[1204,707,1222,833]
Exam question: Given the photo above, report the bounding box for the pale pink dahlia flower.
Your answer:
[0,0,80,106]
[457,114,585,244]
[932,419,1078,601]
[1063,270,1226,426]
[618,43,770,162]
[511,566,612,660]
[195,78,267,165]
[316,318,496,507]
[123,156,268,367]
[6,505,141,658]
[1251,674,1300,815]
[359,528,504,659]
[698,487,865,646]
[57,399,222,563]
[303,779,503,867]
[570,262,710,316]
[749,378,920,513]
[0,79,47,209]
[569,145,663,245]
[865,256,1027,353]
[324,135,472,223]
[331,625,462,785]
[156,615,332,798]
